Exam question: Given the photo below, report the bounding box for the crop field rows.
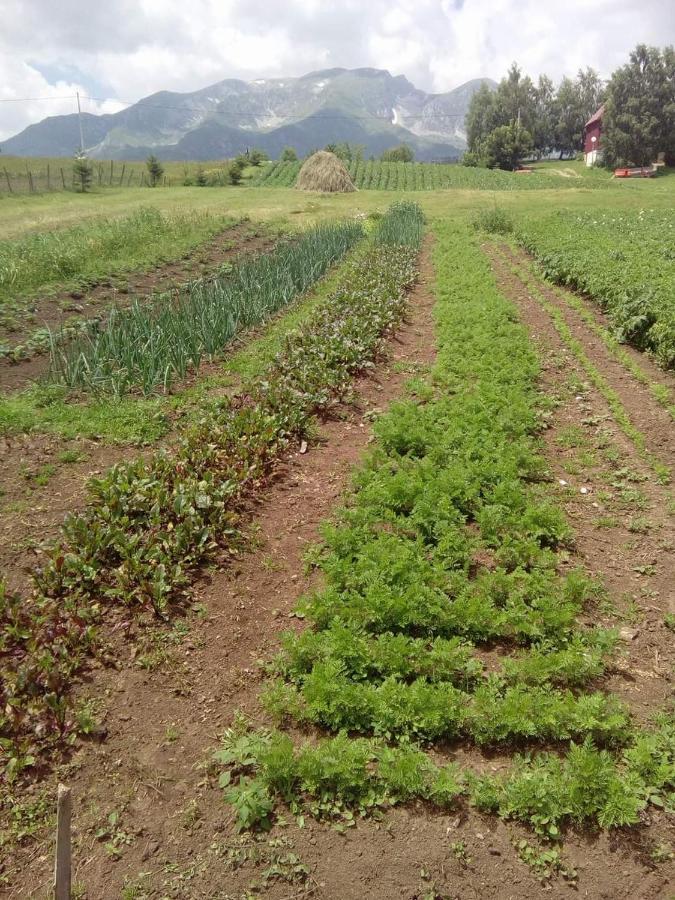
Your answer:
[0,171,674,897]
[0,202,424,786]
[216,223,674,839]
[0,209,272,368]
[252,158,608,192]
[519,209,675,369]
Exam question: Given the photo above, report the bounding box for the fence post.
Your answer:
[60,168,66,189]
[119,163,126,186]
[109,160,114,185]
[97,165,103,186]
[127,170,133,186]
[3,168,12,193]
[53,784,72,900]
[28,170,35,193]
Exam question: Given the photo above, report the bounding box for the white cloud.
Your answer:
[1,0,672,140]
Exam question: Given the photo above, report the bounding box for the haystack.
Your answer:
[295,151,356,193]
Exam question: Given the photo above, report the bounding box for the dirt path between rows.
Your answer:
[486,242,675,702]
[0,221,278,393]
[6,240,674,900]
[0,231,308,598]
[6,241,437,898]
[499,243,675,461]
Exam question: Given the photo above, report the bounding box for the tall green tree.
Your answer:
[532,74,556,156]
[381,144,414,162]
[485,122,533,170]
[281,146,298,162]
[602,44,675,166]
[466,82,497,152]
[553,69,604,158]
[493,63,538,135]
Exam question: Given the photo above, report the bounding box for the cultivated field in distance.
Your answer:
[1,150,674,899]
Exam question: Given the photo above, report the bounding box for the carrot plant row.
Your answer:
[216,220,674,835]
[0,202,425,783]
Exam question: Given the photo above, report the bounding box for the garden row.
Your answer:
[0,208,234,315]
[49,220,362,395]
[518,209,675,369]
[216,221,674,837]
[0,202,425,783]
[253,159,594,192]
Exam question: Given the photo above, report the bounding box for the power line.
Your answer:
[0,95,76,102]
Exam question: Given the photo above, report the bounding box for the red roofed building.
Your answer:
[584,105,604,167]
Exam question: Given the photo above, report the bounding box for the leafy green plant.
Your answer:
[0,203,423,780]
[472,206,515,235]
[72,154,93,193]
[518,209,675,368]
[217,219,674,838]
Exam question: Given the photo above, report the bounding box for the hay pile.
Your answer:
[295,151,356,193]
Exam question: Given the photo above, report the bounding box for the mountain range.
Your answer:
[1,68,495,162]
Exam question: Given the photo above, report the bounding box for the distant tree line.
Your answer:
[464,43,674,170]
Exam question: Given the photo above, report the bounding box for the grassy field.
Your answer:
[2,170,674,242]
[1,168,674,897]
[0,207,235,307]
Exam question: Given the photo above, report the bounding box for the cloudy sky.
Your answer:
[1,0,673,140]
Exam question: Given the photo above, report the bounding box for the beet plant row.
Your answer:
[0,202,425,782]
[216,221,674,836]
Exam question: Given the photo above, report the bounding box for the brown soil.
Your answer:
[4,241,675,899]
[0,225,292,597]
[499,243,675,461]
[485,243,675,715]
[0,222,278,393]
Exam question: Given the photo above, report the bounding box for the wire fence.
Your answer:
[0,160,189,194]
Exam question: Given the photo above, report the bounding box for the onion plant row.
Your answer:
[49,220,363,395]
[216,220,674,836]
[0,202,425,783]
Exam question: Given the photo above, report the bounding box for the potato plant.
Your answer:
[519,209,675,368]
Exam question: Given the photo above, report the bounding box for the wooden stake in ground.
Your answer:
[53,784,72,900]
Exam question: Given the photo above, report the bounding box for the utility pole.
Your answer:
[76,92,84,154]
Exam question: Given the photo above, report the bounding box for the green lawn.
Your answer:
[2,169,673,240]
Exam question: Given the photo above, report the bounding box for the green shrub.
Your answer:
[472,207,514,234]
